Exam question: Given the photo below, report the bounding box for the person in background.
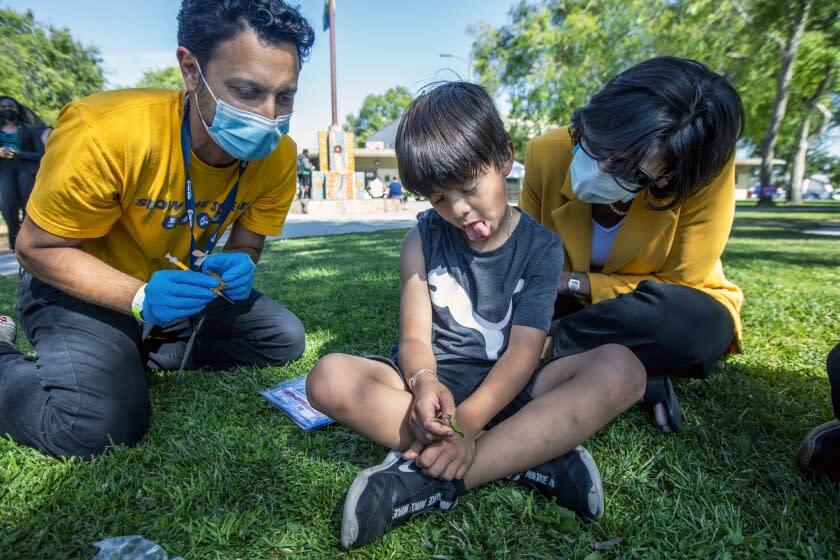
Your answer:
[296,148,313,213]
[0,95,45,251]
[367,174,385,198]
[39,125,54,148]
[388,175,406,208]
[307,82,645,549]
[0,0,314,459]
[797,341,840,482]
[520,57,744,432]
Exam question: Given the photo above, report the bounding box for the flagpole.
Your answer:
[328,0,337,127]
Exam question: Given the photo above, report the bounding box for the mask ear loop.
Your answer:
[191,60,217,129]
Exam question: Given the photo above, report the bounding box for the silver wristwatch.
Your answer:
[566,273,581,295]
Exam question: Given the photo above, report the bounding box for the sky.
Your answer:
[2,0,519,151]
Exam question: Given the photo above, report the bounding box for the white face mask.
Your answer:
[570,141,640,204]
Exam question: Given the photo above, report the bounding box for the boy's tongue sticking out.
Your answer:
[464,220,491,241]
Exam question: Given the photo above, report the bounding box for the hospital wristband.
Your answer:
[131,284,147,323]
[408,368,436,392]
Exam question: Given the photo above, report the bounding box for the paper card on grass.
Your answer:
[261,375,334,430]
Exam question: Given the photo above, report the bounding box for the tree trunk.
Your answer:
[788,68,835,205]
[757,0,812,207]
[789,114,810,205]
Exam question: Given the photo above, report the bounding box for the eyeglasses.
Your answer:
[632,166,669,191]
[577,140,669,193]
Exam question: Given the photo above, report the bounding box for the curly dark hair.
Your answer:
[571,56,744,210]
[177,0,315,67]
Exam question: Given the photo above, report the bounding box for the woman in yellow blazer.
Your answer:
[520,57,744,432]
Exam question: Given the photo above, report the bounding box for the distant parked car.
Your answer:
[802,191,833,200]
[747,184,786,201]
[802,174,835,200]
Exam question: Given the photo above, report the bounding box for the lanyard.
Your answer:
[180,95,247,269]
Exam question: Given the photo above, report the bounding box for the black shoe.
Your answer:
[0,315,16,346]
[341,451,461,549]
[507,445,604,519]
[797,419,840,482]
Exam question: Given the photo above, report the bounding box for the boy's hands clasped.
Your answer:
[404,376,476,481]
[142,252,255,326]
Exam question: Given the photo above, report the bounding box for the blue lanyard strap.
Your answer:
[180,95,248,269]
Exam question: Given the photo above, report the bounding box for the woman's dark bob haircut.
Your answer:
[395,81,511,198]
[571,56,744,210]
[177,0,315,67]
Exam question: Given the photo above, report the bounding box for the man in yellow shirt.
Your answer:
[0,0,315,459]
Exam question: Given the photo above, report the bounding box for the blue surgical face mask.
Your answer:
[195,63,291,161]
[570,142,639,204]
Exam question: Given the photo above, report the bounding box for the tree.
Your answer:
[471,0,840,183]
[730,0,814,205]
[470,0,752,158]
[0,8,104,124]
[135,66,184,90]
[786,31,837,203]
[806,147,840,189]
[344,86,412,147]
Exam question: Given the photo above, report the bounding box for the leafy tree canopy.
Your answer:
[135,66,184,90]
[0,8,104,125]
[471,0,839,166]
[344,85,413,147]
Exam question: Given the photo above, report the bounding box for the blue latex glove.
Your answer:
[142,269,219,326]
[200,252,256,301]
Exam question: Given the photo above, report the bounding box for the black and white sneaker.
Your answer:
[0,315,16,346]
[341,450,462,549]
[507,445,604,519]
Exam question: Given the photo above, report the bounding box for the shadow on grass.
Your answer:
[724,246,840,269]
[725,218,840,268]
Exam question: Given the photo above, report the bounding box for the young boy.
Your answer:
[306,82,646,549]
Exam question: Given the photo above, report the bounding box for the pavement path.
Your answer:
[273,200,428,240]
[0,201,431,277]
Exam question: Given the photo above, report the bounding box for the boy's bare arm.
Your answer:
[455,325,546,435]
[398,227,456,443]
[398,227,436,377]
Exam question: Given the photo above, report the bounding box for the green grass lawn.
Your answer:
[2,210,840,559]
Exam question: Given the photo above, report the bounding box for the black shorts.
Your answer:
[363,352,562,429]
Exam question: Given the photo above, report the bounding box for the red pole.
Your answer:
[329,0,338,127]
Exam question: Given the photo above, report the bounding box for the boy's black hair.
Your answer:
[571,56,744,210]
[177,0,315,67]
[395,82,511,198]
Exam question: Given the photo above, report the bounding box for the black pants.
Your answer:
[0,159,37,250]
[553,280,735,379]
[0,270,305,459]
[828,341,840,419]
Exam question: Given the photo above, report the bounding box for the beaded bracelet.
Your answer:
[408,368,436,391]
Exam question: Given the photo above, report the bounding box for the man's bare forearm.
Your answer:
[16,223,144,315]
